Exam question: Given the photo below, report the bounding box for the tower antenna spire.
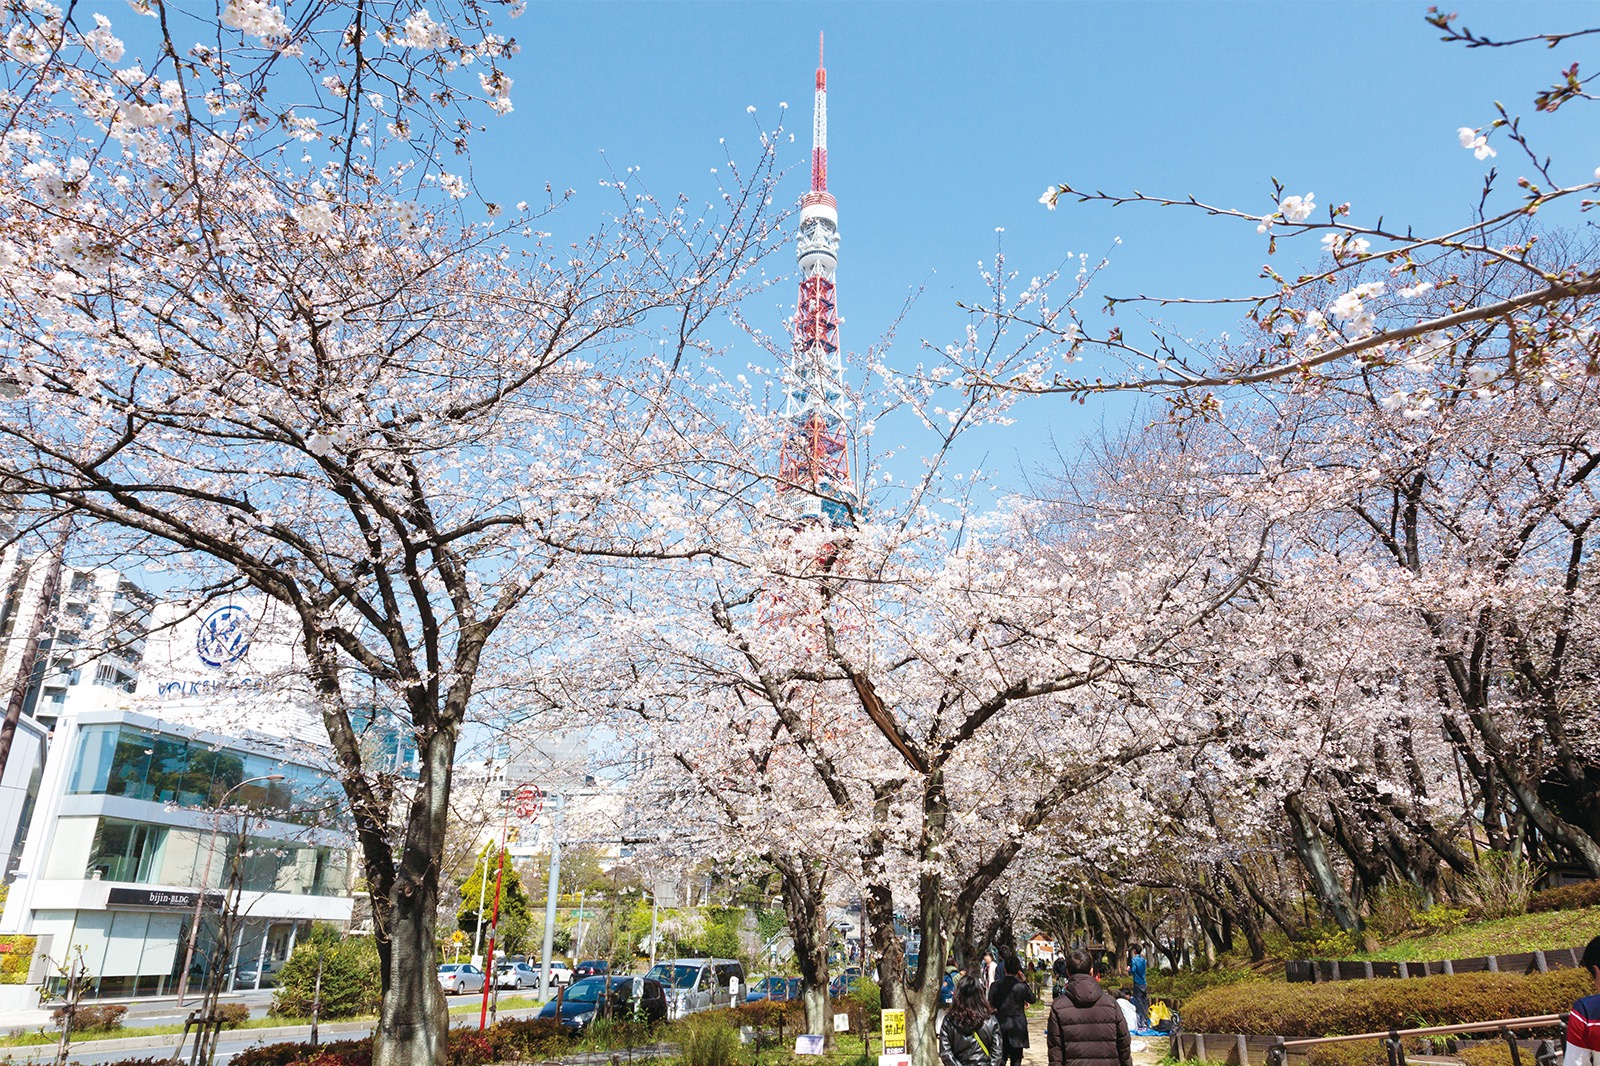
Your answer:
[778,33,853,528]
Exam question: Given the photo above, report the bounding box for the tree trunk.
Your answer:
[775,855,833,1047]
[905,918,949,1066]
[1285,792,1361,931]
[371,718,456,1066]
[867,881,905,1010]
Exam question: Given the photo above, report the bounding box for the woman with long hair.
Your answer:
[940,976,1004,1066]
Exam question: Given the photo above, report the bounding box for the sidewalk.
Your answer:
[1020,1005,1167,1066]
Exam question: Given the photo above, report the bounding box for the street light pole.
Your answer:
[174,774,285,1007]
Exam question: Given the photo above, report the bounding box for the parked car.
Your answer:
[234,958,282,988]
[644,957,746,1019]
[496,962,540,990]
[546,960,573,985]
[574,960,610,979]
[745,975,802,1003]
[537,975,669,1031]
[438,963,487,994]
[829,973,861,998]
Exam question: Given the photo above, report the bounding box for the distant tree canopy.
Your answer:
[459,847,531,953]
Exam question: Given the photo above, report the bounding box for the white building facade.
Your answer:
[0,595,357,1000]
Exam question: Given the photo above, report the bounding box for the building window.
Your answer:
[45,814,348,896]
[67,725,345,828]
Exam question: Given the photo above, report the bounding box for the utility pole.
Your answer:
[538,794,564,1000]
[471,845,492,964]
[649,890,659,970]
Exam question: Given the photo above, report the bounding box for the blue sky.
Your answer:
[471,1,1599,491]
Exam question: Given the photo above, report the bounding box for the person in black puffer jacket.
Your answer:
[940,976,1003,1066]
[1047,948,1132,1066]
[987,954,1036,1066]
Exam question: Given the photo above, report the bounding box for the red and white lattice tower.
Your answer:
[777,33,856,528]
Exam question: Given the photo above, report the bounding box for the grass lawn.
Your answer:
[447,994,543,1014]
[1352,907,1600,961]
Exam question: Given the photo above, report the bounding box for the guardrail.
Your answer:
[1263,1014,1567,1066]
[1171,1011,1568,1056]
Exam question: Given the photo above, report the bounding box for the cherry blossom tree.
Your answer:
[1003,13,1600,412]
[585,261,1273,1064]
[0,4,786,1064]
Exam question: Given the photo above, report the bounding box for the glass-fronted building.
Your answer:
[0,708,356,999]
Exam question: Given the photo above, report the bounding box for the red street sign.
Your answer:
[513,785,543,820]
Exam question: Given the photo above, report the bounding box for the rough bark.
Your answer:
[775,855,833,1048]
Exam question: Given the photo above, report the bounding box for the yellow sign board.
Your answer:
[881,1009,907,1055]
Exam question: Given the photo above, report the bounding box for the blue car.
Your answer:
[746,976,803,1002]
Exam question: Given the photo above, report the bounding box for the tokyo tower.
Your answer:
[777,34,856,528]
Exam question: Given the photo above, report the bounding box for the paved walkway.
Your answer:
[1020,1006,1167,1066]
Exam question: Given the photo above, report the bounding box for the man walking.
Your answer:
[988,955,1036,1066]
[1047,948,1133,1066]
[1128,945,1149,1030]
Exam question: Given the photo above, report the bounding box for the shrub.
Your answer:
[839,976,881,1024]
[1413,907,1471,934]
[484,1017,568,1060]
[730,999,799,1031]
[1457,853,1541,920]
[447,1031,495,1066]
[1528,880,1600,914]
[232,1041,322,1066]
[1305,1039,1387,1066]
[52,1003,126,1031]
[215,1002,251,1028]
[680,1012,741,1066]
[1302,928,1360,961]
[1457,1040,1546,1066]
[0,935,36,985]
[1182,968,1590,1037]
[270,927,381,1019]
[1367,884,1425,939]
[231,1020,569,1066]
[80,1058,172,1066]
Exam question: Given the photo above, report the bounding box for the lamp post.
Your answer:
[174,774,285,1007]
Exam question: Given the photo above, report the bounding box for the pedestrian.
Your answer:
[940,976,1004,1066]
[1047,948,1133,1066]
[1051,957,1069,1000]
[987,954,1036,1066]
[981,951,999,991]
[1567,935,1600,1066]
[1128,944,1149,1030]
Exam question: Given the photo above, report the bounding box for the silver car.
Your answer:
[438,963,486,994]
[497,962,540,989]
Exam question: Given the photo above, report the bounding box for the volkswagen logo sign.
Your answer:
[196,605,251,669]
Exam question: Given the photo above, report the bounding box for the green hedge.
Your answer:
[0,935,35,985]
[231,1019,569,1066]
[1528,881,1600,914]
[1182,969,1589,1038]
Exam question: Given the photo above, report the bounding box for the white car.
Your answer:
[547,961,573,985]
[438,963,486,994]
[497,962,539,990]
